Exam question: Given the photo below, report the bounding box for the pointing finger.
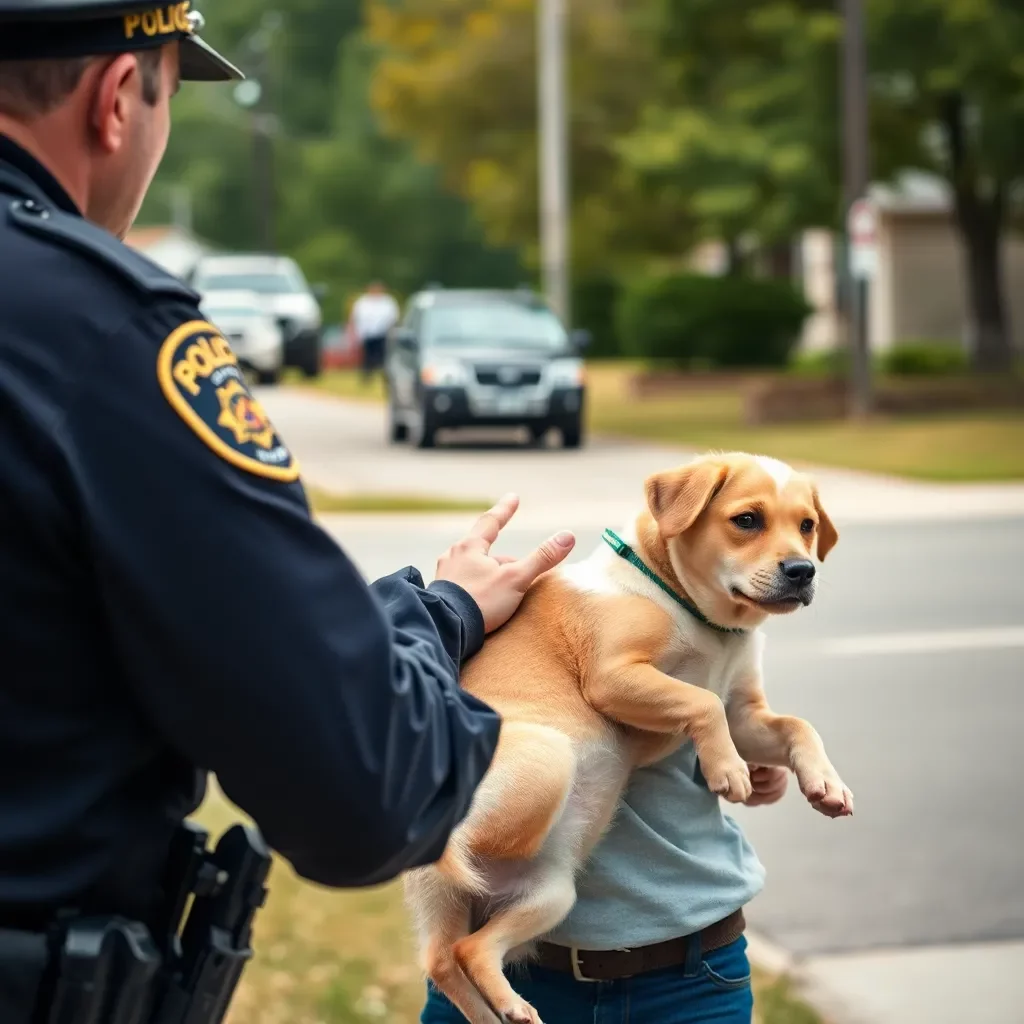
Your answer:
[468,493,520,550]
[510,531,576,588]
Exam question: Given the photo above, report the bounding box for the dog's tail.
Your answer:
[434,829,489,896]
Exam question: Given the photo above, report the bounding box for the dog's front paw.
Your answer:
[704,756,753,804]
[795,761,854,818]
[498,997,544,1024]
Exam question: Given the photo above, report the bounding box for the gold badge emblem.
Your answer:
[216,379,276,449]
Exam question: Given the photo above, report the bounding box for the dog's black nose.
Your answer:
[780,558,816,586]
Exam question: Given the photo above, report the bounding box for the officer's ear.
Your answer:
[89,53,142,155]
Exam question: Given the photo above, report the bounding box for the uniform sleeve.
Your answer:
[62,305,500,888]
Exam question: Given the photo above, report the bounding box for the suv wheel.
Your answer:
[388,398,408,444]
[528,425,550,448]
[294,330,321,378]
[411,405,438,449]
[561,415,584,449]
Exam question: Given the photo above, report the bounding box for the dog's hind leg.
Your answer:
[453,861,577,1024]
[405,869,500,1024]
[413,723,578,1024]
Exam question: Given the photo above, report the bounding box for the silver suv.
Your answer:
[188,254,326,377]
[385,288,590,449]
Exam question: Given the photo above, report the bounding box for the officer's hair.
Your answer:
[0,50,163,120]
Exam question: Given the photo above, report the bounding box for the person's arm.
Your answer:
[64,306,505,887]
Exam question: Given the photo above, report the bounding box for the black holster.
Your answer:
[0,823,271,1024]
[0,927,49,1022]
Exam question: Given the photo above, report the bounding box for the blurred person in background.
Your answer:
[352,278,400,384]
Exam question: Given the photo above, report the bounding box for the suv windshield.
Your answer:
[196,269,304,295]
[422,302,568,352]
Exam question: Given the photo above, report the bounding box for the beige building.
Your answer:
[124,224,209,280]
[799,172,1024,355]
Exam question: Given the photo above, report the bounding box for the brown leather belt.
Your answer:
[532,909,745,982]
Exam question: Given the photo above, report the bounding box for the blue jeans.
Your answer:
[421,935,753,1024]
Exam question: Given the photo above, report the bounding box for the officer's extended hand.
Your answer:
[435,493,576,633]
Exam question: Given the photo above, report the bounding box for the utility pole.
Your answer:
[537,0,570,325]
[251,113,276,252]
[841,0,873,417]
[240,11,282,253]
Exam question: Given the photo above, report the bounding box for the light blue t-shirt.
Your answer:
[545,741,765,950]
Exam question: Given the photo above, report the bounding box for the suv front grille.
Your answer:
[475,366,542,387]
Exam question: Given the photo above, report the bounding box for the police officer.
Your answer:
[0,0,576,1015]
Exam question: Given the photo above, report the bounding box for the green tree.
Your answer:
[617,0,841,272]
[367,0,692,276]
[138,0,523,318]
[633,0,1024,370]
[866,0,1024,371]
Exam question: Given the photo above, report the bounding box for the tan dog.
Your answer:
[405,452,853,1024]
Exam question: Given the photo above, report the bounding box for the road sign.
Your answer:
[847,196,878,280]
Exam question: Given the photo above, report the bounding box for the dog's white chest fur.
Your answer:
[655,631,754,703]
[561,539,761,702]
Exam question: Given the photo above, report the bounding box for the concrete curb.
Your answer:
[744,928,796,978]
[745,930,854,1024]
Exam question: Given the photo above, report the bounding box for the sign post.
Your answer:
[845,196,875,418]
[848,197,878,281]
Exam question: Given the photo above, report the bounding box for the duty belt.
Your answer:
[0,822,271,1024]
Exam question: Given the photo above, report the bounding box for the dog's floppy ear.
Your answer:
[813,488,838,561]
[645,460,729,538]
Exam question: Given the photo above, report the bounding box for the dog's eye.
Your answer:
[731,512,761,530]
[800,518,816,534]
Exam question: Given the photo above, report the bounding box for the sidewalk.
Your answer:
[746,934,1024,1024]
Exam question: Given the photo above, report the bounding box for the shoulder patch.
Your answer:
[157,320,300,482]
[7,199,198,301]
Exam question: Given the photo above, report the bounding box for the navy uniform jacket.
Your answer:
[0,135,500,928]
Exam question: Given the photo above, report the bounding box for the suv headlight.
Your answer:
[548,358,584,387]
[421,361,468,387]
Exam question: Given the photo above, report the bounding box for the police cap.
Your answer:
[0,0,244,82]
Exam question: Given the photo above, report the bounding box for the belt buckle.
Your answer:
[570,947,598,983]
[570,946,632,982]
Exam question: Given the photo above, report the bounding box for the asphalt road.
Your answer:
[258,385,1024,962]
[323,514,1024,959]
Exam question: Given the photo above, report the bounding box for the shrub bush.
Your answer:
[788,347,851,376]
[616,273,812,369]
[879,341,968,376]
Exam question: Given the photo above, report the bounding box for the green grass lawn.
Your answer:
[295,365,1024,481]
[306,486,489,515]
[585,364,1024,481]
[194,787,820,1024]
